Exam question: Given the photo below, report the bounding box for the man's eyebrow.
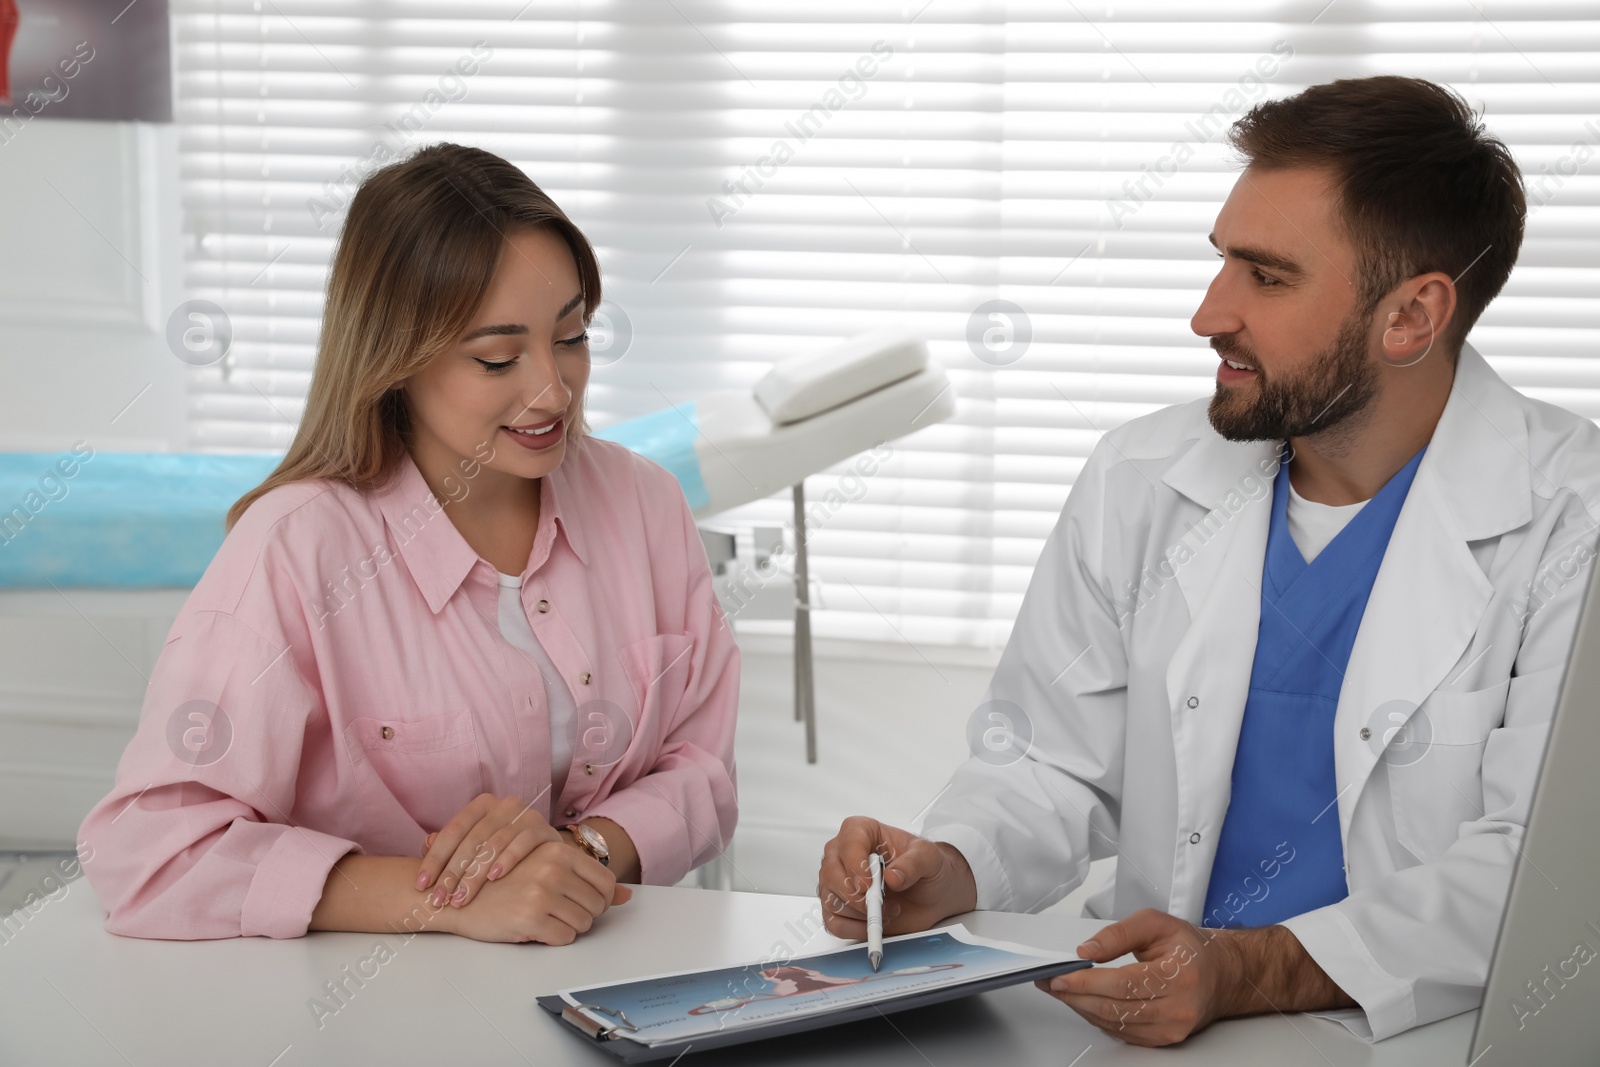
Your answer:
[1207,232,1304,276]
[459,292,585,342]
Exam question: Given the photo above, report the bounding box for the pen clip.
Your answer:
[562,1002,640,1041]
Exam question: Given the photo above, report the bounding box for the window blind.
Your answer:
[175,0,1600,648]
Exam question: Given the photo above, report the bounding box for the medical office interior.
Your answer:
[1,1,1597,1063]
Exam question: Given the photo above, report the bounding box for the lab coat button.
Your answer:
[380,726,394,740]
[538,599,551,613]
[1189,832,1201,844]
[1359,726,1372,741]
[1186,696,1199,709]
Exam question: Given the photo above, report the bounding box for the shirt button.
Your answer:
[380,726,394,740]
[1186,696,1199,709]
[584,763,595,776]
[564,809,578,819]
[581,672,592,685]
[538,599,551,613]
[1189,832,1202,844]
[1359,726,1372,741]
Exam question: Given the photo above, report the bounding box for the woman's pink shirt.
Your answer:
[77,438,739,939]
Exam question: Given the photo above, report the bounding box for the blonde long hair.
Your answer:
[225,143,603,531]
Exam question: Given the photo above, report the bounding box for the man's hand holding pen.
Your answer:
[816,817,979,942]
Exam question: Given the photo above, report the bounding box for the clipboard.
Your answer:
[536,956,1091,1063]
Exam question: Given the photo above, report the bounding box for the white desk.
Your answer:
[0,880,1476,1065]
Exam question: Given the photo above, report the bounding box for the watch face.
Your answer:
[575,824,609,862]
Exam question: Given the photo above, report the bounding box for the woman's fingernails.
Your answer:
[416,871,429,891]
[451,887,467,905]
[487,864,502,881]
[430,889,445,908]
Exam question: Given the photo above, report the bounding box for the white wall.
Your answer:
[0,119,190,849]
[0,120,188,452]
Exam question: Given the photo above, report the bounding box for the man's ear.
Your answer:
[1379,272,1457,368]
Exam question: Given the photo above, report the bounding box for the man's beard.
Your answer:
[1206,313,1378,443]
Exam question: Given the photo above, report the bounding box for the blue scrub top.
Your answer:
[1201,443,1427,929]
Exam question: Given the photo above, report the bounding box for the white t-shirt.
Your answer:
[496,571,577,802]
[1286,478,1369,564]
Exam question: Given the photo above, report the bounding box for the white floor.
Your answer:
[0,851,79,924]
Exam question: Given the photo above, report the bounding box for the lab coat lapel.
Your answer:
[1160,430,1280,916]
[1329,343,1530,845]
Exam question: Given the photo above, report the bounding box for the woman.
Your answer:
[77,144,740,945]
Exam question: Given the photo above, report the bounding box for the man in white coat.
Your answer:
[817,75,1600,1045]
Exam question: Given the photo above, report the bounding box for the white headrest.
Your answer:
[753,333,929,425]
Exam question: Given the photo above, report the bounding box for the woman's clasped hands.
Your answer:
[414,792,632,945]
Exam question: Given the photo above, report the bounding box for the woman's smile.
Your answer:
[502,418,565,451]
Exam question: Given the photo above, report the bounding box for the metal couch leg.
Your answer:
[792,483,816,763]
[696,848,735,891]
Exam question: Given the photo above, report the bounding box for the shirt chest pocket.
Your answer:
[343,709,485,830]
[593,632,694,773]
[1388,680,1509,862]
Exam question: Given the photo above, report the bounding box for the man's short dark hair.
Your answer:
[1228,75,1526,351]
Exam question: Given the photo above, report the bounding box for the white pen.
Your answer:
[866,851,885,972]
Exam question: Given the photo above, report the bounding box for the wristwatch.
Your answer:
[564,822,610,867]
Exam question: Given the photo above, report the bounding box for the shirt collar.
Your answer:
[374,450,590,615]
[543,448,591,567]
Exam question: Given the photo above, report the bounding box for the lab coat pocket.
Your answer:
[1389,680,1509,862]
[343,709,485,831]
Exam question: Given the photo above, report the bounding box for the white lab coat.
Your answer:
[921,343,1600,1040]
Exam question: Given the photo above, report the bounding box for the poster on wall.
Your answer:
[0,0,170,124]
